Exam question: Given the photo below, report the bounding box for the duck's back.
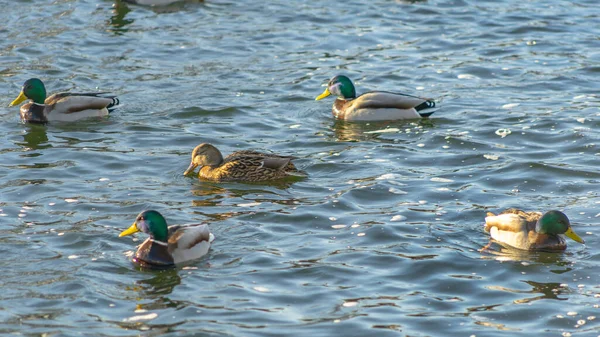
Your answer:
[226,151,298,171]
[335,91,432,121]
[168,224,213,264]
[199,150,298,181]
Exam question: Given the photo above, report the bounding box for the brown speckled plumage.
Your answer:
[184,143,301,182]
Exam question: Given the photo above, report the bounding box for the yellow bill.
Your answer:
[9,90,28,107]
[315,88,331,101]
[564,227,585,244]
[183,162,197,176]
[119,222,140,237]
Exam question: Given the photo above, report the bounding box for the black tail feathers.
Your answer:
[107,97,120,112]
[416,100,436,117]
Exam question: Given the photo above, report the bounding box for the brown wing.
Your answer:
[227,150,269,158]
[262,156,292,170]
[227,150,297,161]
[202,156,292,181]
[498,208,542,223]
[484,212,528,232]
[225,153,298,172]
[168,225,211,251]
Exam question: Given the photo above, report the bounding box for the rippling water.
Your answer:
[1,0,600,336]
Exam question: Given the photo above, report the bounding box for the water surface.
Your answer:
[1,0,600,336]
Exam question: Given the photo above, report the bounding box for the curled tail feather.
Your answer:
[107,97,120,112]
[416,99,436,117]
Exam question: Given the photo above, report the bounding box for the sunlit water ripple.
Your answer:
[1,0,600,336]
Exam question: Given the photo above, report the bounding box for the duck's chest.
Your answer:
[199,165,232,181]
[20,103,48,123]
[133,239,175,269]
[332,99,348,119]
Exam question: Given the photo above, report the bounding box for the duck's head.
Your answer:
[9,78,47,106]
[119,210,169,242]
[183,143,224,176]
[315,75,356,100]
[536,210,585,244]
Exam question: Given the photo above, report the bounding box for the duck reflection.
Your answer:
[514,281,567,304]
[134,268,182,297]
[486,279,568,306]
[190,179,301,202]
[483,245,571,265]
[116,0,204,10]
[109,0,205,35]
[18,124,51,151]
[331,118,436,142]
[189,181,305,220]
[109,1,134,35]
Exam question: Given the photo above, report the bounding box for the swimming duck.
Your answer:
[484,209,585,251]
[315,75,436,121]
[9,78,119,123]
[183,143,301,182]
[119,210,214,269]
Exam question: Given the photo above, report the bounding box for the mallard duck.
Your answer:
[315,75,436,121]
[484,209,585,251]
[119,210,214,269]
[9,78,119,123]
[183,143,301,182]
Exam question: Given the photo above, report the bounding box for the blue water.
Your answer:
[1,0,600,336]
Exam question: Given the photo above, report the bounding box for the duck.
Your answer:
[9,78,119,123]
[183,143,302,182]
[119,210,214,269]
[315,75,436,121]
[484,208,585,251]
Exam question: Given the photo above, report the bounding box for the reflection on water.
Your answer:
[3,0,600,335]
[482,244,572,267]
[18,124,50,150]
[189,181,304,220]
[119,0,204,11]
[110,0,206,35]
[109,1,133,35]
[331,119,438,142]
[517,281,567,303]
[487,281,567,304]
[135,268,182,298]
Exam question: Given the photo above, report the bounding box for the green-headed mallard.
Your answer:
[183,143,301,182]
[9,78,119,123]
[315,75,436,121]
[119,210,214,269]
[484,209,585,251]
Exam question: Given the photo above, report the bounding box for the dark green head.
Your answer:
[10,78,47,106]
[536,210,585,243]
[315,75,357,100]
[119,210,169,242]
